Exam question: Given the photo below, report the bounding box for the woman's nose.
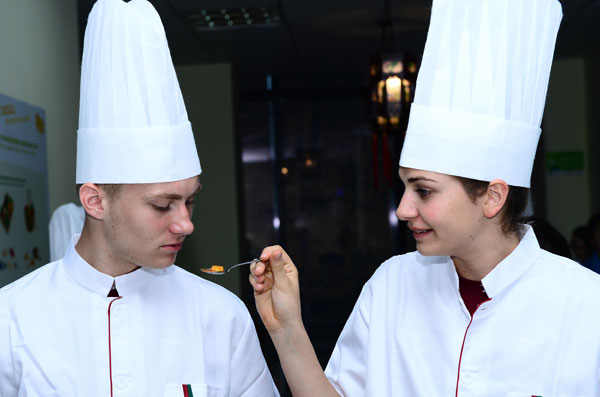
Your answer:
[396,192,416,221]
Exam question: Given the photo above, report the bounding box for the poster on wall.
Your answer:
[0,93,49,287]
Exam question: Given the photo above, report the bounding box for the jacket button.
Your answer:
[116,375,130,389]
[115,304,127,317]
[460,371,476,385]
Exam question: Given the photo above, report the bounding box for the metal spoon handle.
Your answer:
[226,258,259,272]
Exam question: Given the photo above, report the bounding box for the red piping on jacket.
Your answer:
[108,297,122,397]
[455,298,492,397]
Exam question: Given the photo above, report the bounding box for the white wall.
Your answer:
[0,0,80,287]
[0,0,80,213]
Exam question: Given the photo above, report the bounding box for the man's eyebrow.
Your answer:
[150,184,202,200]
[407,177,438,183]
[152,193,182,200]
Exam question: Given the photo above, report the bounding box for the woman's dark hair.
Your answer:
[454,176,528,237]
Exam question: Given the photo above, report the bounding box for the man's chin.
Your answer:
[142,256,177,269]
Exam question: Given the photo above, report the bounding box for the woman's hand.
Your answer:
[249,246,341,397]
[249,245,302,334]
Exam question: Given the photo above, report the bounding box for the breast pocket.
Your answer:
[163,383,224,397]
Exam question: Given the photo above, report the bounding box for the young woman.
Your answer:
[251,0,600,395]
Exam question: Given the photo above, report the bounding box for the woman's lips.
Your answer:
[409,227,433,240]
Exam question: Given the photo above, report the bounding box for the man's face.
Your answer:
[101,176,200,271]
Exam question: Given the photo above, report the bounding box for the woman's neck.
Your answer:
[451,229,520,281]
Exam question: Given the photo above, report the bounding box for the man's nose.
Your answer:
[170,205,194,235]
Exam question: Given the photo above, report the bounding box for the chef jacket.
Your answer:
[325,226,600,396]
[0,235,278,397]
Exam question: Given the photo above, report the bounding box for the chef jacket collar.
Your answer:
[444,225,540,299]
[480,225,541,298]
[64,234,166,297]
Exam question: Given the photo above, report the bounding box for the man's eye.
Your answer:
[152,204,170,212]
[186,200,195,207]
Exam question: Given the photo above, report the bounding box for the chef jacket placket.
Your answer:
[455,298,493,397]
[108,296,133,396]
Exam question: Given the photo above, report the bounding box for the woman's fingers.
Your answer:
[249,273,264,293]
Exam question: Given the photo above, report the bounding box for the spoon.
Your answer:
[200,259,259,275]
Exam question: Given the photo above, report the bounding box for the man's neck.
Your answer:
[75,226,139,277]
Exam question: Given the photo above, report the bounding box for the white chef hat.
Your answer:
[399,0,562,187]
[76,0,201,184]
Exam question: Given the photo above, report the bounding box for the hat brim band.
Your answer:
[76,121,202,184]
[399,104,540,187]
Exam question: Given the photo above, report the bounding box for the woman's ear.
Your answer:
[483,179,510,219]
[79,183,105,220]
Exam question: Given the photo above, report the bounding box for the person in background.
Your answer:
[48,202,85,261]
[571,225,593,264]
[251,0,600,395]
[525,217,571,259]
[0,1,277,396]
[583,212,600,273]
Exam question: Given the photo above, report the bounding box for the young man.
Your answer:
[0,0,277,395]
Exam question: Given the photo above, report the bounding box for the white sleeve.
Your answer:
[230,315,279,397]
[0,292,18,396]
[324,283,372,397]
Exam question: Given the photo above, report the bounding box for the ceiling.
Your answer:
[77,0,600,88]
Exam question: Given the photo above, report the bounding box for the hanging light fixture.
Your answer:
[369,0,418,187]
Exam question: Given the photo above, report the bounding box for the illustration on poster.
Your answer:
[1,192,14,233]
[24,190,35,232]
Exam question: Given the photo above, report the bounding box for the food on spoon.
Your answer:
[200,265,225,274]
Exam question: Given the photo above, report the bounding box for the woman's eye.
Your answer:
[415,188,431,198]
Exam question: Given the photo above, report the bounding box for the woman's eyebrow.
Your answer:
[407,177,438,183]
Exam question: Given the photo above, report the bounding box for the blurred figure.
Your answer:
[583,213,600,273]
[571,225,593,264]
[48,203,85,262]
[525,217,571,259]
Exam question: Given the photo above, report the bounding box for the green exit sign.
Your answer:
[546,151,584,172]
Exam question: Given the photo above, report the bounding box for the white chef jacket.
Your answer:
[325,226,600,396]
[0,235,278,397]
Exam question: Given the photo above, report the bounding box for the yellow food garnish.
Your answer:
[211,265,224,272]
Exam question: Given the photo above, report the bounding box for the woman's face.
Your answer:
[396,168,487,257]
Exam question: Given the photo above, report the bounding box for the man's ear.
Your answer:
[483,179,510,219]
[79,183,106,220]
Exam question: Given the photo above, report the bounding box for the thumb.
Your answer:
[269,249,287,279]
